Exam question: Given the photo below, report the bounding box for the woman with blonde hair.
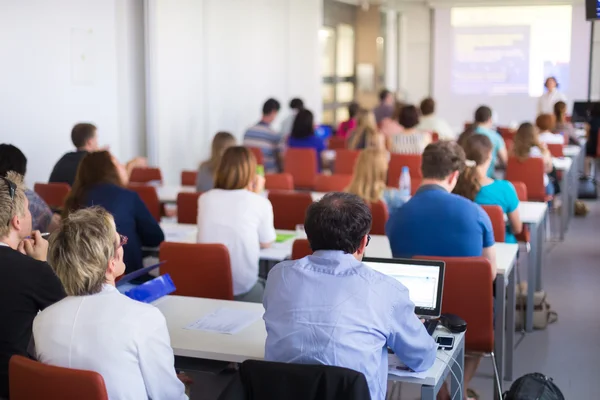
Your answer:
[196,131,236,192]
[454,134,522,243]
[196,146,276,303]
[345,149,404,212]
[513,122,557,196]
[347,110,386,150]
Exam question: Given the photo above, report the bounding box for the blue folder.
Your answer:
[124,274,176,303]
[116,261,167,287]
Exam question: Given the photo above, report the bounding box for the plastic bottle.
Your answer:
[399,166,411,201]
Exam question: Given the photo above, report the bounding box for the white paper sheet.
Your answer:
[388,354,429,379]
[185,307,263,335]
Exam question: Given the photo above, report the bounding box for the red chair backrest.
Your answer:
[334,149,360,175]
[546,143,564,158]
[127,184,161,221]
[129,167,162,184]
[33,183,70,210]
[596,128,600,155]
[464,122,473,131]
[417,256,494,353]
[328,136,347,150]
[369,200,389,235]
[314,174,353,192]
[9,355,108,400]
[505,157,546,202]
[291,239,312,260]
[268,191,313,230]
[265,173,294,191]
[498,127,515,142]
[481,205,505,243]
[387,154,422,187]
[284,148,318,189]
[432,132,439,142]
[176,192,202,224]
[159,242,233,300]
[181,170,198,186]
[248,147,265,166]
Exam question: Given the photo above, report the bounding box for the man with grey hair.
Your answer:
[0,172,65,399]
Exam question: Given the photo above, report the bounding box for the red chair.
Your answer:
[546,143,564,158]
[181,170,198,186]
[314,174,353,192]
[176,192,202,224]
[127,184,161,221]
[265,173,294,191]
[416,256,501,395]
[409,179,422,195]
[33,183,70,210]
[9,355,108,400]
[328,136,347,150]
[510,181,531,244]
[505,157,549,203]
[432,132,439,142]
[291,239,312,260]
[464,122,473,131]
[369,201,389,235]
[284,148,318,189]
[248,147,265,166]
[498,127,516,142]
[160,242,233,300]
[387,154,422,187]
[481,205,506,242]
[268,191,313,230]
[129,167,162,184]
[334,149,360,175]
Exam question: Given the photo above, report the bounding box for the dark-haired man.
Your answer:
[49,123,99,186]
[263,192,437,400]
[373,89,394,124]
[243,98,283,173]
[417,97,455,140]
[473,105,507,177]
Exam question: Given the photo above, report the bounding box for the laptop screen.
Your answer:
[363,258,445,317]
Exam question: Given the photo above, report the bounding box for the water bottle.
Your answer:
[399,166,411,202]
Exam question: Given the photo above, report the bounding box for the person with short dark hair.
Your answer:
[416,97,455,139]
[472,105,507,177]
[389,104,432,154]
[243,98,283,173]
[385,141,497,400]
[373,89,394,124]
[538,76,566,115]
[280,98,304,137]
[264,192,437,400]
[0,144,59,232]
[287,109,326,171]
[336,102,360,138]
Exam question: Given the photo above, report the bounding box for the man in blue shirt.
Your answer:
[386,140,497,400]
[473,105,507,177]
[243,98,283,173]
[263,193,437,400]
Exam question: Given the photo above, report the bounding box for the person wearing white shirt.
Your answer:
[536,114,564,144]
[417,97,456,139]
[537,77,567,115]
[280,98,304,137]
[33,207,187,400]
[197,146,276,303]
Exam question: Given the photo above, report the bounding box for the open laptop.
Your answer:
[362,257,445,319]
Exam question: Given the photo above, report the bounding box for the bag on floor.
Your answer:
[574,200,589,216]
[577,176,597,199]
[503,372,564,400]
[515,282,557,330]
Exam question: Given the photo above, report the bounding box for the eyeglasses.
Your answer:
[2,177,16,227]
[366,234,371,247]
[117,234,128,249]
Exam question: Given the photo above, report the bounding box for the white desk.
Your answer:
[156,185,196,203]
[155,295,465,400]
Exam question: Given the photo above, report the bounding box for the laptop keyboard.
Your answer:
[423,319,439,336]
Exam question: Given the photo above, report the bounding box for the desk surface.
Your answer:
[552,157,573,171]
[157,185,196,203]
[563,145,581,158]
[159,223,517,276]
[155,295,464,387]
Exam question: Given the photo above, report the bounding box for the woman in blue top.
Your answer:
[454,134,523,243]
[63,151,164,273]
[287,108,326,171]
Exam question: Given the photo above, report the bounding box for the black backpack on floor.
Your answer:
[503,373,564,400]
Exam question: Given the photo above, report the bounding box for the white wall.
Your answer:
[0,0,146,187]
[591,20,600,100]
[146,0,323,184]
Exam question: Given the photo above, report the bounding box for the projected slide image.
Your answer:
[450,6,572,97]
[452,26,530,95]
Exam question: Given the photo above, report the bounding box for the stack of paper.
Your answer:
[388,354,429,379]
[185,307,263,335]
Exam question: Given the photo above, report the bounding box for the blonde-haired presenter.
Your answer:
[33,207,188,400]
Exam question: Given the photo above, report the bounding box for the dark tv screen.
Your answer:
[586,0,600,20]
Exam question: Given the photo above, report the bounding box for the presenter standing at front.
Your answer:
[538,77,566,115]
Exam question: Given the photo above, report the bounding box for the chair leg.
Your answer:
[489,352,503,400]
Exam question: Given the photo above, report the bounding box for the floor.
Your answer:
[186,199,600,400]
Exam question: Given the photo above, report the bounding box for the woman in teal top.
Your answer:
[454,134,523,243]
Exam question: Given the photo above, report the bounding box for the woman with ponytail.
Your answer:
[454,134,522,243]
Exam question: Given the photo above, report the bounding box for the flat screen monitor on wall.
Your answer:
[585,0,600,20]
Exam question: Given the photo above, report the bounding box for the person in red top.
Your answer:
[336,102,359,138]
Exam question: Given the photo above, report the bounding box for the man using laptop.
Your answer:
[263,193,437,400]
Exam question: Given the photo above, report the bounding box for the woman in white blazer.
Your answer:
[538,77,567,115]
[33,207,187,400]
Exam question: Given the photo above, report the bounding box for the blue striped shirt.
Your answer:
[243,122,284,173]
